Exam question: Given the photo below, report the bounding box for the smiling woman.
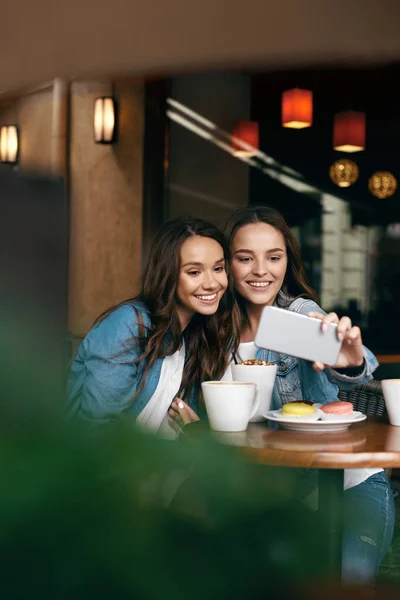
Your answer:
[231,223,288,311]
[177,236,228,329]
[221,205,395,583]
[67,217,240,435]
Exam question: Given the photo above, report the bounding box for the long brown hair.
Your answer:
[225,205,319,322]
[97,217,239,401]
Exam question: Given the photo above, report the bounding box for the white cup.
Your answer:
[382,379,400,426]
[231,363,277,422]
[201,381,258,432]
[385,426,400,451]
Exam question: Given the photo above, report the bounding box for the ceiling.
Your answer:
[251,63,400,225]
[1,1,400,92]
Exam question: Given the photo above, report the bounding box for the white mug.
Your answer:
[201,381,258,432]
[382,379,400,427]
[231,363,277,422]
[385,425,400,451]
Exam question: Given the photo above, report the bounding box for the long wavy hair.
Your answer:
[96,217,240,401]
[225,205,319,334]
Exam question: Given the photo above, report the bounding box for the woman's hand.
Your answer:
[168,398,200,433]
[308,312,364,372]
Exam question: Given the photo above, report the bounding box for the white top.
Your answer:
[136,343,185,440]
[222,342,382,491]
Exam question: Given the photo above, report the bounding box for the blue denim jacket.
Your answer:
[260,297,378,410]
[67,303,199,422]
[67,298,378,421]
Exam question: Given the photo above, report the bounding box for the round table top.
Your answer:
[184,418,400,469]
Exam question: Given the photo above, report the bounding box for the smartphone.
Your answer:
[254,306,342,366]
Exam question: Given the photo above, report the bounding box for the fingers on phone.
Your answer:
[320,314,335,333]
[308,311,323,320]
[349,326,361,342]
[308,312,339,334]
[309,312,357,344]
[324,312,339,325]
[337,316,352,341]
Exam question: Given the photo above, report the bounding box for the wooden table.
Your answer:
[184,418,400,577]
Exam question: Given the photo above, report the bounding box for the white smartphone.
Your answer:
[254,306,342,366]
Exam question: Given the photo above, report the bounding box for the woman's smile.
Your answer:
[232,222,287,307]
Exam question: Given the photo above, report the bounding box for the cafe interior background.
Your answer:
[1,0,400,593]
[1,1,399,376]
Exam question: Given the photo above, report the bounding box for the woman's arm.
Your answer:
[326,346,378,389]
[289,298,378,389]
[67,304,147,422]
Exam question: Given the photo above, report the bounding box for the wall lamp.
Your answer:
[0,125,19,164]
[94,97,117,144]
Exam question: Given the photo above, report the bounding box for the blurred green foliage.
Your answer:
[0,317,328,599]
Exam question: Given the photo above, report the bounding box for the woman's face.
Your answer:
[231,222,287,307]
[176,235,228,327]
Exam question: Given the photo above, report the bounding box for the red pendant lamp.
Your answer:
[281,88,313,129]
[232,121,259,157]
[333,110,365,153]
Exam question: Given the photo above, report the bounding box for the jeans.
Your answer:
[342,471,395,583]
[296,469,395,582]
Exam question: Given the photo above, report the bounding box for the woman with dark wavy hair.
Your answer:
[67,217,239,437]
[223,205,394,584]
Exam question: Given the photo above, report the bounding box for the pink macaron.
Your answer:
[320,401,353,415]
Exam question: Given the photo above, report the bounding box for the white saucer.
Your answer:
[319,411,359,422]
[264,409,367,433]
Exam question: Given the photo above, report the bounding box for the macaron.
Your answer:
[282,402,316,416]
[320,401,353,415]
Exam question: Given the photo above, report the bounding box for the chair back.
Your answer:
[338,380,387,417]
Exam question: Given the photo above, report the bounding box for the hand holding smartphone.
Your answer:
[254,306,343,366]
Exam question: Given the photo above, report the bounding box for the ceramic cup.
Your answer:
[382,379,400,426]
[231,363,277,422]
[201,381,258,432]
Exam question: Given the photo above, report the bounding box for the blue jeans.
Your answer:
[342,471,395,583]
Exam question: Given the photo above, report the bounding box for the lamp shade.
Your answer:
[94,97,116,143]
[329,158,359,188]
[333,110,365,152]
[281,88,312,129]
[232,121,259,157]
[368,171,397,199]
[0,125,19,163]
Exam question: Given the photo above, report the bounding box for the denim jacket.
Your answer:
[67,303,199,422]
[259,297,378,410]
